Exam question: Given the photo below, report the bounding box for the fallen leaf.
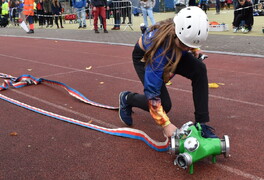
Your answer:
[10,132,18,136]
[27,69,32,71]
[86,66,92,70]
[99,82,104,84]
[166,81,172,86]
[208,83,219,88]
[217,83,225,85]
[88,120,93,124]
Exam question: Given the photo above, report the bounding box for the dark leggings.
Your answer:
[54,15,63,27]
[126,44,210,123]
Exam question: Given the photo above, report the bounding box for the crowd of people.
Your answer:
[0,0,262,34]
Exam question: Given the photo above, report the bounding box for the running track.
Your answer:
[0,36,263,180]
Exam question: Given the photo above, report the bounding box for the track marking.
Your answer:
[1,34,264,58]
[1,38,263,179]
[1,53,263,108]
[10,89,117,128]
[216,164,264,180]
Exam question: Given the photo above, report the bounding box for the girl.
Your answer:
[119,7,218,138]
[51,0,63,28]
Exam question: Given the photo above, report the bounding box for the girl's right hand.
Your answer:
[163,123,177,137]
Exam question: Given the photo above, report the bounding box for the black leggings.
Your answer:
[126,43,210,123]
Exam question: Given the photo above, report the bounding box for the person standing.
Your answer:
[174,0,189,14]
[72,0,87,29]
[51,0,63,28]
[43,0,53,27]
[110,0,121,30]
[198,0,208,13]
[215,0,221,14]
[1,0,9,19]
[23,0,34,33]
[121,0,132,24]
[91,0,109,33]
[36,0,44,27]
[139,0,155,28]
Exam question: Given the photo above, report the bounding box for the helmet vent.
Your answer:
[198,30,201,35]
[187,25,191,29]
[186,16,191,18]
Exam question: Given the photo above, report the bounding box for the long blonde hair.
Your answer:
[143,18,182,82]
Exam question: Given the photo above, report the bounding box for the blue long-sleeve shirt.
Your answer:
[72,0,86,8]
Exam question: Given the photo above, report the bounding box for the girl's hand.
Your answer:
[163,123,177,137]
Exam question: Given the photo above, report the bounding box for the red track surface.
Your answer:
[0,37,263,180]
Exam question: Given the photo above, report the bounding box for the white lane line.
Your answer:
[216,164,264,180]
[10,89,118,128]
[1,53,263,108]
[1,50,263,179]
[1,34,264,58]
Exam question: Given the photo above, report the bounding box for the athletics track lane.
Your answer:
[0,37,263,180]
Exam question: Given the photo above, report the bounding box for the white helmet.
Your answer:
[173,6,209,48]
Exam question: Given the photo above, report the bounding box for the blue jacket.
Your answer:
[142,30,174,100]
[72,0,86,8]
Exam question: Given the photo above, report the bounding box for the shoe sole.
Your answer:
[118,92,132,126]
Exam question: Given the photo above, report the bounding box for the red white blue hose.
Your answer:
[0,73,170,152]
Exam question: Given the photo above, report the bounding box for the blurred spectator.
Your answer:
[233,0,253,33]
[121,0,131,24]
[220,0,226,9]
[198,0,208,13]
[1,0,9,19]
[110,0,121,30]
[72,0,87,29]
[36,0,44,27]
[139,0,155,27]
[215,0,220,14]
[0,0,2,15]
[23,0,35,33]
[43,0,53,27]
[91,0,109,33]
[174,0,189,14]
[226,0,232,9]
[10,0,20,25]
[51,0,63,28]
[233,0,238,9]
[188,0,197,5]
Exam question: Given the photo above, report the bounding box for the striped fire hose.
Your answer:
[0,73,169,152]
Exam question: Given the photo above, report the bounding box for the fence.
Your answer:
[88,0,133,31]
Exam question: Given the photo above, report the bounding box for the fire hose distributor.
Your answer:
[170,122,230,174]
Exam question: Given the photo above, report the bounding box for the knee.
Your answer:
[194,61,207,76]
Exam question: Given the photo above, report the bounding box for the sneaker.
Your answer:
[78,25,82,29]
[104,29,108,33]
[119,91,133,126]
[83,25,86,28]
[242,28,249,34]
[27,29,34,34]
[199,123,218,138]
[95,29,99,33]
[233,27,238,33]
